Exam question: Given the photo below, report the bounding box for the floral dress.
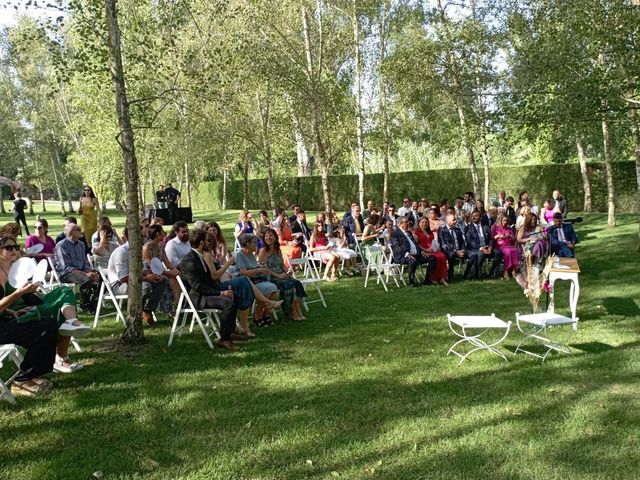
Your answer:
[265,252,306,316]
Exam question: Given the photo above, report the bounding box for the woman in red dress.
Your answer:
[413,217,449,286]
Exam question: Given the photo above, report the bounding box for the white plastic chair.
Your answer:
[167,275,222,349]
[288,257,327,311]
[93,267,127,327]
[0,344,24,404]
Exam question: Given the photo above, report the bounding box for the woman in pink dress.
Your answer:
[492,214,520,279]
[309,222,340,282]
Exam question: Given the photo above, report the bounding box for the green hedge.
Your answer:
[192,161,639,213]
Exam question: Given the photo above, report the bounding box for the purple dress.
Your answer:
[492,225,519,271]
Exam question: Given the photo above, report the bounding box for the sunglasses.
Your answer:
[35,225,44,229]
[1,245,20,251]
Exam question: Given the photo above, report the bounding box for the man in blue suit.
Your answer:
[548,212,578,257]
[438,214,468,282]
[464,211,502,279]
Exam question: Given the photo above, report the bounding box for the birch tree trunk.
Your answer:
[302,3,332,212]
[105,0,145,344]
[184,161,192,208]
[352,2,365,210]
[242,155,249,209]
[379,0,391,203]
[575,136,592,212]
[0,189,4,214]
[456,104,480,197]
[601,116,616,227]
[50,149,66,217]
[258,94,276,212]
[628,107,640,251]
[222,168,228,210]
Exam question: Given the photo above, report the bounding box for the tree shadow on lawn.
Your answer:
[3,334,638,479]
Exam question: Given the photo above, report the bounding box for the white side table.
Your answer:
[446,314,511,365]
[548,257,580,321]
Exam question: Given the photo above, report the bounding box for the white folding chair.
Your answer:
[288,257,327,311]
[381,245,407,288]
[93,267,127,327]
[363,245,391,291]
[168,275,222,349]
[0,344,24,404]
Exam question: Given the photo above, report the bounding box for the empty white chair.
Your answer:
[93,267,127,327]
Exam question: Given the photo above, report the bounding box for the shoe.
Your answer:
[409,281,420,288]
[143,311,156,326]
[216,340,240,351]
[58,320,91,337]
[12,379,52,396]
[53,355,84,374]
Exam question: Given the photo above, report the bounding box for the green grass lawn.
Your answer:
[1,206,639,480]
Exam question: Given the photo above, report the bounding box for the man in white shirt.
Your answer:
[165,221,191,268]
[397,197,412,218]
[108,228,168,325]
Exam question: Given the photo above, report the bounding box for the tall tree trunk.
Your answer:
[222,168,228,210]
[456,104,480,197]
[54,149,75,214]
[105,0,145,345]
[258,94,276,212]
[628,107,640,199]
[352,2,365,210]
[242,155,249,209]
[480,131,490,207]
[0,188,4,214]
[184,161,192,208]
[39,186,46,212]
[575,136,592,212]
[601,116,616,227]
[379,0,391,203]
[302,3,332,212]
[50,149,66,217]
[295,125,312,176]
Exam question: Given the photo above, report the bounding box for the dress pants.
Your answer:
[113,278,169,313]
[0,318,57,381]
[400,254,434,283]
[197,295,236,341]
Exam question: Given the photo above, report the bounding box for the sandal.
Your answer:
[239,329,257,338]
[12,379,51,396]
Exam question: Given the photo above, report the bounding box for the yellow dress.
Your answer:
[80,199,98,241]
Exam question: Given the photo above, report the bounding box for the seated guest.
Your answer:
[397,198,412,218]
[361,214,383,247]
[139,217,150,241]
[454,197,465,220]
[540,198,556,226]
[492,213,520,279]
[206,221,228,264]
[309,222,341,282]
[382,204,398,226]
[342,202,357,220]
[165,221,190,269]
[457,212,472,232]
[426,208,443,238]
[55,223,100,310]
[515,205,530,231]
[548,212,577,258]
[328,210,342,232]
[255,210,271,242]
[92,223,119,269]
[464,210,502,279]
[413,217,448,286]
[315,212,331,236]
[234,210,256,240]
[1,235,90,378]
[438,214,468,282]
[495,191,507,208]
[380,218,395,246]
[271,208,286,231]
[417,197,430,215]
[363,200,375,219]
[439,200,449,218]
[258,228,307,320]
[475,200,489,226]
[202,232,282,335]
[462,192,476,214]
[291,209,311,242]
[517,213,548,264]
[91,216,122,246]
[143,225,181,312]
[504,196,517,226]
[485,206,498,229]
[150,216,164,226]
[193,220,207,231]
[108,228,168,326]
[390,216,435,287]
[407,201,422,228]
[275,215,302,263]
[235,234,281,326]
[179,230,240,350]
[289,204,302,224]
[343,204,365,241]
[25,218,56,262]
[381,201,390,220]
[333,227,358,274]
[552,189,568,218]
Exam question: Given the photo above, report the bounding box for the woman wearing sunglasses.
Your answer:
[25,218,56,262]
[0,236,90,395]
